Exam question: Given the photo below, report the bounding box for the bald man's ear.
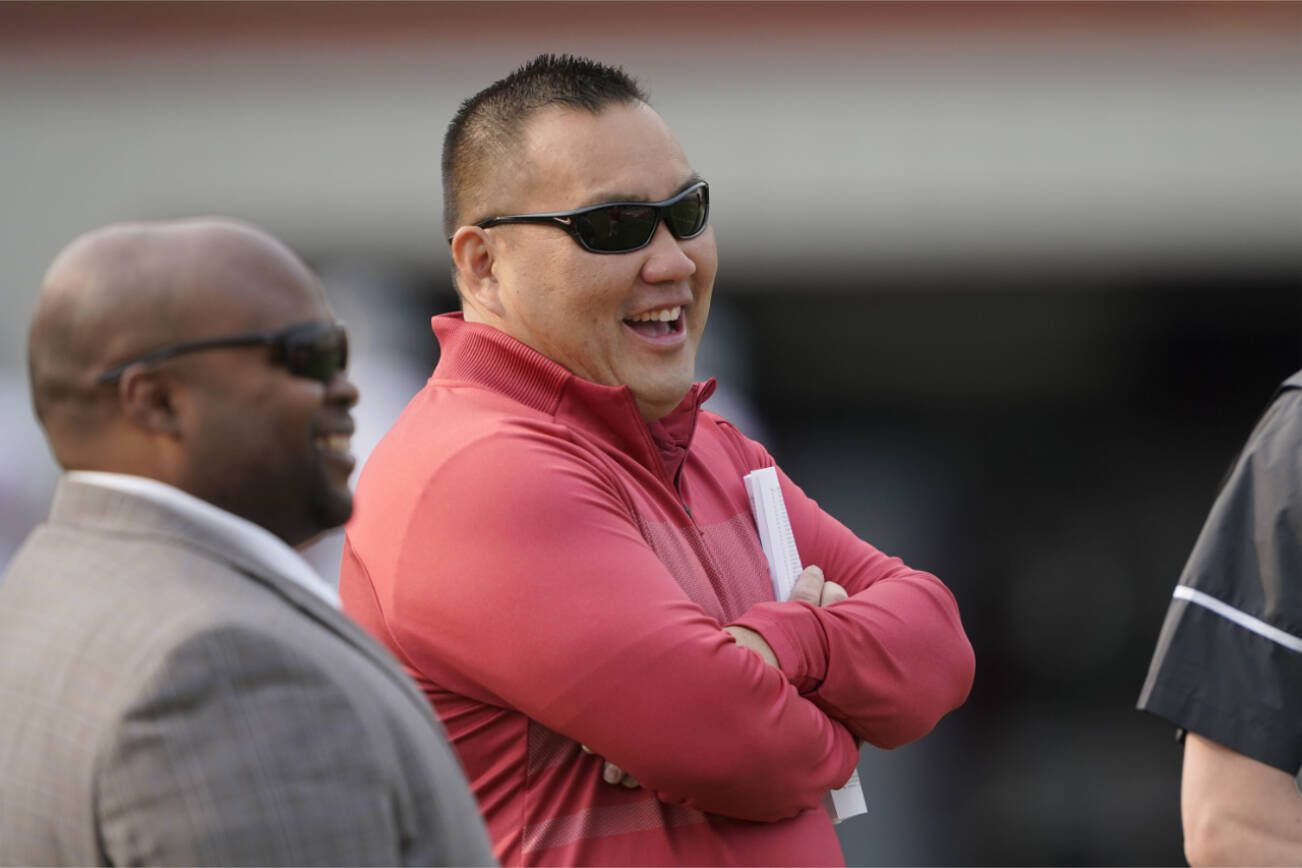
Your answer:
[117,368,182,438]
[449,227,505,319]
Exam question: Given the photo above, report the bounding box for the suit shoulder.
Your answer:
[1,526,334,692]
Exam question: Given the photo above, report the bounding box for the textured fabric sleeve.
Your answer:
[1138,385,1302,774]
[97,625,404,867]
[384,431,859,823]
[727,446,974,749]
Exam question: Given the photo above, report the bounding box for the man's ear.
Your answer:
[117,367,182,438]
[450,227,505,319]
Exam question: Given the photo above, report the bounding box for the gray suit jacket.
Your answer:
[0,479,495,866]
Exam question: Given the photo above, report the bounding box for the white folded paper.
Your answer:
[743,466,867,823]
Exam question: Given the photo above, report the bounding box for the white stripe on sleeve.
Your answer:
[1174,585,1302,655]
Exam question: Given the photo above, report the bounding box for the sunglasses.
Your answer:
[472,180,710,254]
[96,321,349,385]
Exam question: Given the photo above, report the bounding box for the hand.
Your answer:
[581,744,640,789]
[787,565,848,607]
[724,566,846,668]
[723,624,779,667]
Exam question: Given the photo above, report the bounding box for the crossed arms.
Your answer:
[386,427,974,821]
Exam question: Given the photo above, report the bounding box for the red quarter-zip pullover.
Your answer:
[341,314,973,866]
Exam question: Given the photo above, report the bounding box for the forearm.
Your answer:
[392,477,859,818]
[732,568,973,747]
[388,430,883,818]
[740,464,975,745]
[1182,733,1302,866]
[464,610,858,820]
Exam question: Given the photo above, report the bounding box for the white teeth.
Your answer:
[627,306,682,323]
[319,433,351,453]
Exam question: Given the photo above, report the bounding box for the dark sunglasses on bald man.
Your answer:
[96,321,348,385]
[470,180,709,254]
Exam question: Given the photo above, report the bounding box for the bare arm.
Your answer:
[1182,733,1302,866]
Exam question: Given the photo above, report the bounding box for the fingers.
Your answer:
[787,565,825,605]
[584,745,640,789]
[603,761,640,788]
[788,566,846,608]
[819,580,848,607]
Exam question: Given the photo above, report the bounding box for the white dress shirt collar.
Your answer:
[64,470,341,609]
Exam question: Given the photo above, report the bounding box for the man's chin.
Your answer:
[312,487,355,535]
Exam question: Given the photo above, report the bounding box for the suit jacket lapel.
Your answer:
[48,478,440,723]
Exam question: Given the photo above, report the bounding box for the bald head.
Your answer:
[28,217,360,544]
[30,218,324,470]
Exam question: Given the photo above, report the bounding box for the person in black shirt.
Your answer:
[1140,369,1302,866]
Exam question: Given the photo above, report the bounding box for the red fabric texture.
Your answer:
[340,314,974,866]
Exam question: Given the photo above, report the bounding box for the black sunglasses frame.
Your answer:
[96,321,349,385]
[470,180,710,254]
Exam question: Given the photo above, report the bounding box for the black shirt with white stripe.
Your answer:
[1139,369,1302,775]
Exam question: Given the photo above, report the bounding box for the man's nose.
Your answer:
[640,220,697,284]
[326,370,360,408]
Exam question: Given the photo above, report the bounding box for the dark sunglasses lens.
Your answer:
[576,204,658,252]
[284,327,347,382]
[665,187,708,239]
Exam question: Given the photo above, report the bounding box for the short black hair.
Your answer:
[441,54,648,236]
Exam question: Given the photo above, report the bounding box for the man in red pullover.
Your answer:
[340,54,975,866]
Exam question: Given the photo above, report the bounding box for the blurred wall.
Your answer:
[2,3,1298,367]
[2,3,1300,865]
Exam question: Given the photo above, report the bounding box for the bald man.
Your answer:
[0,219,494,867]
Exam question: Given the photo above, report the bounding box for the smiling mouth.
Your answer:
[315,432,353,459]
[624,305,684,340]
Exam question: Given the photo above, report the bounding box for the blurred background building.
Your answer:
[1,2,1299,864]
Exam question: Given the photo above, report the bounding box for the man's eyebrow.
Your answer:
[581,175,704,208]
